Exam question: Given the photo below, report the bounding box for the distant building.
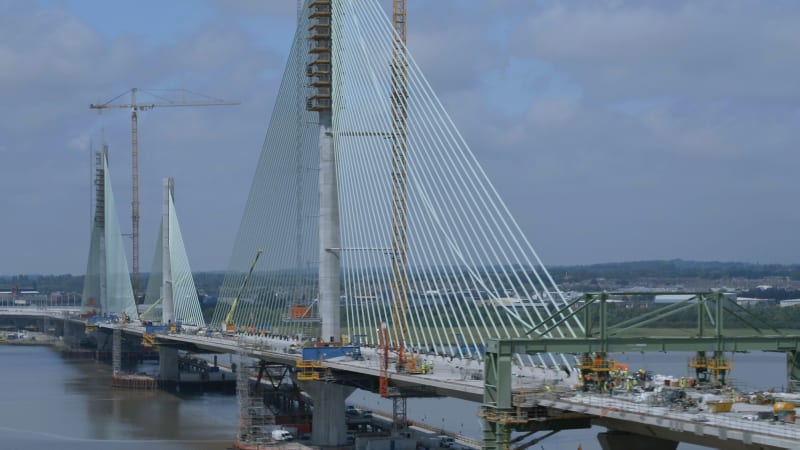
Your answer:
[780,299,800,308]
[736,297,773,307]
[654,294,697,304]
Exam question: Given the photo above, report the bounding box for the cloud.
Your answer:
[1,0,799,274]
[0,1,286,274]
[67,133,91,153]
[512,1,800,102]
[413,1,800,264]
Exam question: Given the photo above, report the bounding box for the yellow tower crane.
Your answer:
[389,0,420,374]
[89,88,239,302]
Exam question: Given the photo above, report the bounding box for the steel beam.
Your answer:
[507,335,800,354]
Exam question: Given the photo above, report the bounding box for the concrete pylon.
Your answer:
[162,178,175,325]
[299,380,354,447]
[157,177,180,383]
[597,430,678,450]
[318,109,340,343]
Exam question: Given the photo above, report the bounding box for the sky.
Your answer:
[1,0,799,275]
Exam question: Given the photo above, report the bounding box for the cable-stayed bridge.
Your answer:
[35,1,800,449]
[206,0,581,369]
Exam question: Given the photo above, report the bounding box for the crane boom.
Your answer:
[90,101,241,110]
[89,88,239,303]
[223,249,263,333]
[140,297,163,320]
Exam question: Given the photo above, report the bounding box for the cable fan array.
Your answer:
[212,0,583,367]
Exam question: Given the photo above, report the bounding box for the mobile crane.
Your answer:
[222,249,263,335]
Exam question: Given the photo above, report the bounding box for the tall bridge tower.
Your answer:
[307,0,340,344]
[303,2,355,448]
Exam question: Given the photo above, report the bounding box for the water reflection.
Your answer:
[0,345,236,449]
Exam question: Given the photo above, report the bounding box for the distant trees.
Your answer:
[551,260,800,284]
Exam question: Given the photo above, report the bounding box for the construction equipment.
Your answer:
[576,352,619,392]
[286,299,319,321]
[389,0,410,360]
[89,88,239,302]
[387,0,425,378]
[689,351,732,386]
[387,1,413,437]
[139,297,162,321]
[774,402,796,423]
[379,323,390,398]
[142,333,158,348]
[223,249,263,334]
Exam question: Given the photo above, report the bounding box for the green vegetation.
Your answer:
[550,259,800,283]
[6,260,800,333]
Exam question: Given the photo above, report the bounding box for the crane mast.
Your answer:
[130,88,139,300]
[89,88,239,302]
[387,0,412,437]
[390,0,410,357]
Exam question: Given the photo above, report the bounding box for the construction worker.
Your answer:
[680,377,687,389]
[625,377,632,392]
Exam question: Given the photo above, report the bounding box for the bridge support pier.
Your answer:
[299,380,354,447]
[481,416,511,450]
[94,330,111,358]
[787,351,800,392]
[159,347,179,381]
[112,328,121,375]
[64,320,83,347]
[597,430,677,450]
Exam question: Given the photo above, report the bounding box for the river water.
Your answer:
[0,345,788,450]
[0,345,237,450]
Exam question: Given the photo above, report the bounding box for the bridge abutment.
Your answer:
[299,380,354,447]
[597,430,678,450]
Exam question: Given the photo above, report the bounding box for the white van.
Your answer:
[271,429,293,441]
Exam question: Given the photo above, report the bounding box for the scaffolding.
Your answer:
[112,327,121,375]
[236,343,274,447]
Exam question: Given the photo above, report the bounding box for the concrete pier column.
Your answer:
[95,331,111,354]
[787,351,800,392]
[159,347,179,381]
[318,110,341,343]
[112,328,122,375]
[597,431,678,450]
[63,320,73,344]
[64,320,83,347]
[299,380,354,447]
[54,317,64,338]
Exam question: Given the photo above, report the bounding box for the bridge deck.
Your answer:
[533,393,799,450]
[6,310,800,449]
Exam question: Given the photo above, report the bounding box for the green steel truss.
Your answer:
[482,292,800,449]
